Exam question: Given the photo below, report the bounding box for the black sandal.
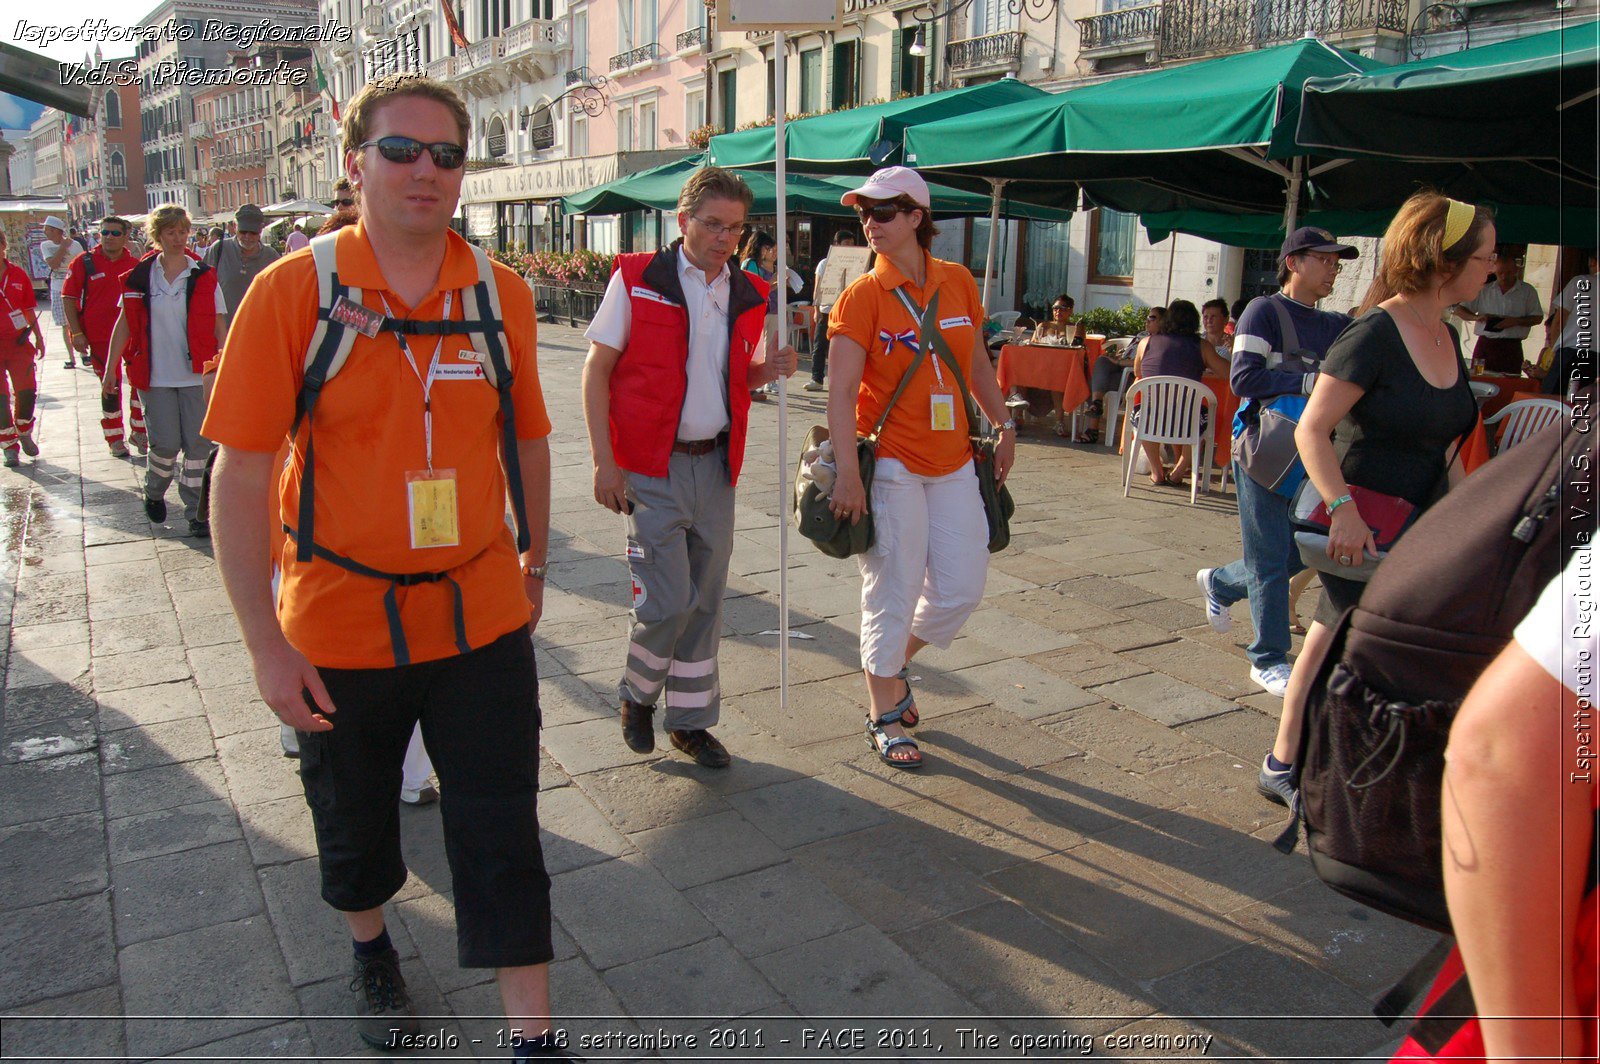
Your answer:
[866,708,922,769]
[895,667,919,728]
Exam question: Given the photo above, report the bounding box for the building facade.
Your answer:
[60,59,148,228]
[137,0,318,212]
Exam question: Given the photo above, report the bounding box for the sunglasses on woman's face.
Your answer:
[854,202,911,224]
[359,136,467,170]
[334,198,356,208]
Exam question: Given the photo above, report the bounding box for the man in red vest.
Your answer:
[581,166,797,768]
[62,216,143,456]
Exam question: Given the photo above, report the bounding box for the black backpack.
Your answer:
[1278,416,1588,933]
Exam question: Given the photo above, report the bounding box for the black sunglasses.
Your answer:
[359,136,466,170]
[334,198,356,207]
[854,202,912,224]
[1052,304,1071,311]
[100,229,125,237]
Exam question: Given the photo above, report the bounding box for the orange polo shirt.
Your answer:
[203,223,551,669]
[828,250,983,477]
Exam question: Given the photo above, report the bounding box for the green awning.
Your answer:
[706,80,1051,172]
[1141,202,1600,249]
[1298,20,1599,168]
[562,153,1075,222]
[904,39,1380,195]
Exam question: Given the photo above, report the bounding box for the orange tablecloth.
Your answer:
[1471,372,1541,419]
[1211,375,1241,466]
[997,344,1090,414]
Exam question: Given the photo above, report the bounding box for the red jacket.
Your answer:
[63,246,138,348]
[118,251,220,391]
[608,243,768,484]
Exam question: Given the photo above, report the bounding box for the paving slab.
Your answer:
[95,678,205,732]
[725,773,892,851]
[110,839,265,946]
[628,808,788,890]
[0,753,101,826]
[103,757,229,819]
[0,894,118,1009]
[1090,671,1238,727]
[684,861,863,957]
[603,937,784,1019]
[0,812,107,911]
[551,854,716,970]
[538,782,635,874]
[0,984,125,1062]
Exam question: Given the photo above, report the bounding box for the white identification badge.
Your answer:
[433,363,487,381]
[7,310,24,331]
[406,469,460,549]
[939,315,973,329]
[930,392,957,432]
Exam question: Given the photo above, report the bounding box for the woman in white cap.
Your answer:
[825,166,1016,769]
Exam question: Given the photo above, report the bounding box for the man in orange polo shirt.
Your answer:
[206,75,576,1059]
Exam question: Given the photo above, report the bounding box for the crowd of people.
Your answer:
[1,67,1595,1061]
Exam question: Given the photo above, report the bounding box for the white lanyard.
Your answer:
[380,291,453,471]
[895,286,946,388]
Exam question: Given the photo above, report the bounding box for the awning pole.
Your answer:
[1283,155,1304,234]
[775,31,791,714]
[981,178,1009,313]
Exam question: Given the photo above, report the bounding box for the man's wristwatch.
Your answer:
[999,418,1018,433]
[521,562,549,580]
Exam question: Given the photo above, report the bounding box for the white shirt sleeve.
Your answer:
[583,270,632,352]
[214,284,228,315]
[1514,549,1597,705]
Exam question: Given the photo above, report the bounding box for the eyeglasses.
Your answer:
[358,136,466,170]
[1300,252,1344,270]
[334,198,356,207]
[854,203,912,225]
[100,229,124,237]
[1052,304,1071,312]
[691,216,743,237]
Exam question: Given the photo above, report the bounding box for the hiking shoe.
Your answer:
[188,518,210,539]
[1250,663,1293,698]
[63,359,76,370]
[349,947,420,1050]
[17,430,38,457]
[1196,568,1232,633]
[803,380,825,392]
[1257,755,1297,807]
[109,441,129,458]
[143,495,167,523]
[2,449,17,468]
[130,433,148,455]
[400,784,439,806]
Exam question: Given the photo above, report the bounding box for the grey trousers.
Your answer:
[618,449,736,732]
[140,385,213,522]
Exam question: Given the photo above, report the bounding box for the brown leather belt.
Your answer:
[672,437,720,456]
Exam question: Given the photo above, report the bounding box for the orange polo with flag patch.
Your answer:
[202,223,551,669]
[828,250,983,477]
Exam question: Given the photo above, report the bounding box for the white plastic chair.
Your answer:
[1484,396,1566,452]
[1468,381,1500,403]
[1121,375,1216,505]
[991,310,1022,331]
[1101,365,1135,447]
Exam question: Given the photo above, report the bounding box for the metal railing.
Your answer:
[945,30,1024,71]
[1159,0,1407,59]
[505,17,560,53]
[609,42,662,72]
[1077,4,1161,51]
[676,25,707,51]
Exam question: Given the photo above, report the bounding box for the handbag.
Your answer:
[891,288,1016,553]
[793,336,927,559]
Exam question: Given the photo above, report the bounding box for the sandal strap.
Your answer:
[870,708,906,729]
[876,735,919,755]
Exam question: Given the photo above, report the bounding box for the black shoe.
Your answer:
[350,947,420,1051]
[188,518,210,539]
[621,699,655,753]
[63,359,75,369]
[143,495,167,523]
[669,728,731,769]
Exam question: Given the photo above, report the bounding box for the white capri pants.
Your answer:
[857,457,990,677]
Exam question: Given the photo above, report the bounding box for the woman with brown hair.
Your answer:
[1258,191,1493,808]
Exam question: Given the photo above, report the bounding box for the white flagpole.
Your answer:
[775,32,791,713]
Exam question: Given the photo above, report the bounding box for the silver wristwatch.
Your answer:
[999,418,1018,433]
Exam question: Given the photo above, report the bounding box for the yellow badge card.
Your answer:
[406,469,460,549]
[930,392,957,432]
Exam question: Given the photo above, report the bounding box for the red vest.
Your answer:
[68,246,139,346]
[608,244,768,485]
[118,251,220,391]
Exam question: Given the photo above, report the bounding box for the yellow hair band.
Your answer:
[1442,198,1475,251]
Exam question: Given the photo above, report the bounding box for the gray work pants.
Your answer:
[618,449,736,732]
[140,385,213,522]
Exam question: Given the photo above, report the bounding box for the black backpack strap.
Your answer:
[464,245,529,554]
[1373,935,1456,1027]
[292,234,363,564]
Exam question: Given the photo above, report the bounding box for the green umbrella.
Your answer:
[562,153,1074,222]
[1297,20,1598,169]
[707,80,1052,174]
[1143,202,1598,250]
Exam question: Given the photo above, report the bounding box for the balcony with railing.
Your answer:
[428,55,456,79]
[504,17,563,80]
[610,42,663,74]
[1076,3,1161,57]
[453,36,509,97]
[945,30,1024,75]
[1158,0,1407,59]
[189,118,211,140]
[676,25,708,53]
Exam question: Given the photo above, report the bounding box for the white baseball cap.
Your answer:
[43,215,66,230]
[840,166,931,210]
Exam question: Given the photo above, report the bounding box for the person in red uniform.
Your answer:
[62,216,143,456]
[0,229,45,467]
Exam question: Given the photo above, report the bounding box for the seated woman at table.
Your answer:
[1079,306,1161,444]
[1132,299,1230,486]
[1032,294,1085,345]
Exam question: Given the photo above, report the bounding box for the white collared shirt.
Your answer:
[147,257,226,389]
[1463,279,1542,340]
[586,248,733,441]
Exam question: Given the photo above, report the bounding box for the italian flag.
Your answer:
[314,50,340,121]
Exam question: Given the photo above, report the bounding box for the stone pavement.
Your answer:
[0,322,1432,1062]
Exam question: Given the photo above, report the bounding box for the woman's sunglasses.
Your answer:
[359,136,466,170]
[854,202,913,224]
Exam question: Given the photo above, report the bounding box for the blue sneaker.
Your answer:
[1196,568,1232,633]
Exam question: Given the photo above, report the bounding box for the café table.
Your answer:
[1470,371,1542,419]
[997,343,1092,425]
